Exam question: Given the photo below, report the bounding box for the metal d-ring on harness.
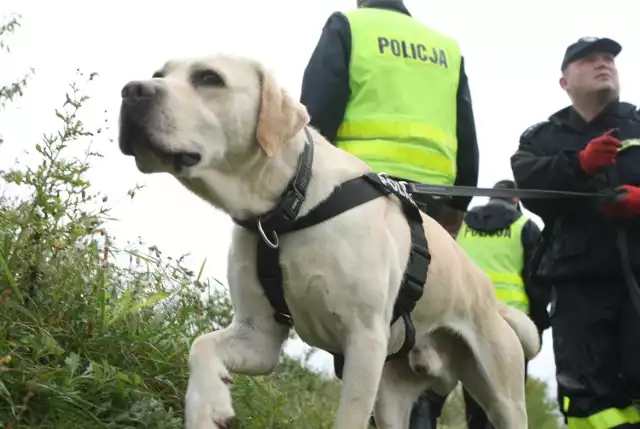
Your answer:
[232,126,431,368]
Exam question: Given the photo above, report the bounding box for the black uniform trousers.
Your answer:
[461,360,529,429]
[550,277,640,429]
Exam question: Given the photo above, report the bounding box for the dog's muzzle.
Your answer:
[121,80,160,117]
[118,80,201,169]
[119,80,162,157]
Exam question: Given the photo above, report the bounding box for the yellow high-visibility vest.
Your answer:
[456,215,530,313]
[335,7,462,185]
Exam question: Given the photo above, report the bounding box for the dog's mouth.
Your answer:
[142,144,203,172]
[136,140,202,171]
[172,151,201,167]
[119,116,202,171]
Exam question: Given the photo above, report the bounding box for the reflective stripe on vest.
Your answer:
[456,215,529,313]
[335,7,461,186]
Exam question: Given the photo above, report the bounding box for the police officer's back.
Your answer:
[299,0,480,238]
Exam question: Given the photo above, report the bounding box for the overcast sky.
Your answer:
[2,0,640,401]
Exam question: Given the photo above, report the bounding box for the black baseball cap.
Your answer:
[492,179,515,190]
[561,37,622,71]
[490,180,522,211]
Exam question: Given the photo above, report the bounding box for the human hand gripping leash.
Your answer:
[600,185,640,219]
[602,180,640,319]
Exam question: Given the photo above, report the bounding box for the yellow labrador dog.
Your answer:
[118,54,541,429]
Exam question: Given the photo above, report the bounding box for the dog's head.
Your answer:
[118,54,310,177]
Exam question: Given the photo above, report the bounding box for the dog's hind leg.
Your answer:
[372,359,438,429]
[373,330,459,429]
[454,317,528,429]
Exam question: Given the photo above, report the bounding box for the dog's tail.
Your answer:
[498,302,541,360]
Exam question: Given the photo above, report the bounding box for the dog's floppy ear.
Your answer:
[255,64,310,157]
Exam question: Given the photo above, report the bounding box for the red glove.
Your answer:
[579,129,622,175]
[600,185,640,219]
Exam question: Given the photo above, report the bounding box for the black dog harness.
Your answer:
[232,128,431,372]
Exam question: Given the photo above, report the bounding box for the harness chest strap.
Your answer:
[232,128,431,366]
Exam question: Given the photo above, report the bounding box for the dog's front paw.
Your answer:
[185,371,235,429]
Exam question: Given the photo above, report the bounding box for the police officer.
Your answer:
[511,36,640,429]
[299,0,480,427]
[455,179,548,429]
[299,0,479,238]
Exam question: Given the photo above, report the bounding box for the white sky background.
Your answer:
[2,0,640,401]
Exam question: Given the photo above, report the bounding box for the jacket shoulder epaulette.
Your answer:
[620,102,640,122]
[520,121,549,142]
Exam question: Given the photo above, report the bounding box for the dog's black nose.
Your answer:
[121,80,158,100]
[120,80,162,124]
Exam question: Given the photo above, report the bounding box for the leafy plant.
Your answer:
[0,15,340,429]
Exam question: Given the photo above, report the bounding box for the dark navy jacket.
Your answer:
[511,100,640,282]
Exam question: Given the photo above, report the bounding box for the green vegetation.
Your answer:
[0,15,564,428]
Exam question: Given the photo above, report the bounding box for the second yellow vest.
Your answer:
[456,215,530,313]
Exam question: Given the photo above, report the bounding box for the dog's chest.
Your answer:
[278,245,353,352]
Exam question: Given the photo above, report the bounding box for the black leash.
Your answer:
[408,182,625,204]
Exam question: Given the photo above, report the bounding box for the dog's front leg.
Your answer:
[184,233,290,429]
[333,323,389,429]
[184,317,289,429]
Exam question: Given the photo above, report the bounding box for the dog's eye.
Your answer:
[152,71,164,79]
[192,69,225,87]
